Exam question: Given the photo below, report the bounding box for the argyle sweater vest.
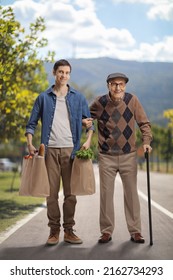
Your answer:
[90,92,152,155]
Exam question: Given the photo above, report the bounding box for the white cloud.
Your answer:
[147,3,173,21]
[73,0,95,10]
[8,0,136,58]
[3,0,173,61]
[111,0,173,20]
[116,36,173,62]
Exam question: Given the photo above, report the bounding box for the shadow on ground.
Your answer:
[0,200,44,220]
[0,240,167,260]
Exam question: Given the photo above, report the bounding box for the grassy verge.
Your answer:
[0,171,45,234]
[139,160,173,174]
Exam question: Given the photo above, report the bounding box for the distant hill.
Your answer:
[45,57,173,125]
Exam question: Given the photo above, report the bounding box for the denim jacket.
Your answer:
[25,85,93,158]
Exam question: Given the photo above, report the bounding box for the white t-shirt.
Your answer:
[48,96,74,148]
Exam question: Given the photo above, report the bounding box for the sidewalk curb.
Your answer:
[0,203,46,244]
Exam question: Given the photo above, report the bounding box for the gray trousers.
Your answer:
[98,151,141,235]
[45,147,76,230]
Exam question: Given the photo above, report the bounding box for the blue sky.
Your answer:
[1,0,173,62]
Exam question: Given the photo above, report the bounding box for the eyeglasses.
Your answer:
[108,82,125,88]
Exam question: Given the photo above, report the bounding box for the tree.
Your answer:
[161,128,173,173]
[0,6,55,143]
[151,124,165,172]
[164,109,173,128]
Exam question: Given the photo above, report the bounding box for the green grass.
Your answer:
[0,171,45,233]
[139,160,173,174]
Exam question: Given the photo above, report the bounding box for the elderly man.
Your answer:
[88,72,152,244]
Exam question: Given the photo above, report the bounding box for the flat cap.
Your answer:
[107,72,129,83]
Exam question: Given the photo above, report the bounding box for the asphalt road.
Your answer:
[0,164,173,260]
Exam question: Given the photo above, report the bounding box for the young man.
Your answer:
[25,59,93,245]
[89,72,152,244]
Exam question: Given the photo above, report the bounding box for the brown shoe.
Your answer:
[131,233,145,243]
[46,229,60,245]
[98,233,112,244]
[64,228,83,244]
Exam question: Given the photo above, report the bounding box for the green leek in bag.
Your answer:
[75,148,94,160]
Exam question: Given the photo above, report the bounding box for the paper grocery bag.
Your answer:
[71,158,96,195]
[19,154,50,197]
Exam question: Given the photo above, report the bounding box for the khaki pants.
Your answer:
[98,151,141,235]
[45,147,76,230]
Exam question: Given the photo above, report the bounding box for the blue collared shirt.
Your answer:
[25,85,93,158]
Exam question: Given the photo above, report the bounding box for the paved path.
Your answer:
[0,164,173,260]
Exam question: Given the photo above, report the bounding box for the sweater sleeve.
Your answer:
[90,97,100,119]
[134,96,153,145]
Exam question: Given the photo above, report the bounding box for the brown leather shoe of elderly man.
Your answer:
[131,233,145,243]
[98,233,112,244]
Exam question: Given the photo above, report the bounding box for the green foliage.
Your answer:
[75,148,94,159]
[0,6,55,143]
[164,109,173,128]
[136,123,173,172]
[0,171,44,233]
[160,128,173,160]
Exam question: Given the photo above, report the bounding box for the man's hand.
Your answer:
[27,144,37,156]
[143,144,152,153]
[82,118,93,129]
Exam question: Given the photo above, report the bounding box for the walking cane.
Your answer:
[145,148,153,246]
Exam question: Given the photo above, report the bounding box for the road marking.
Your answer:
[0,203,46,244]
[116,173,173,219]
[138,190,173,219]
